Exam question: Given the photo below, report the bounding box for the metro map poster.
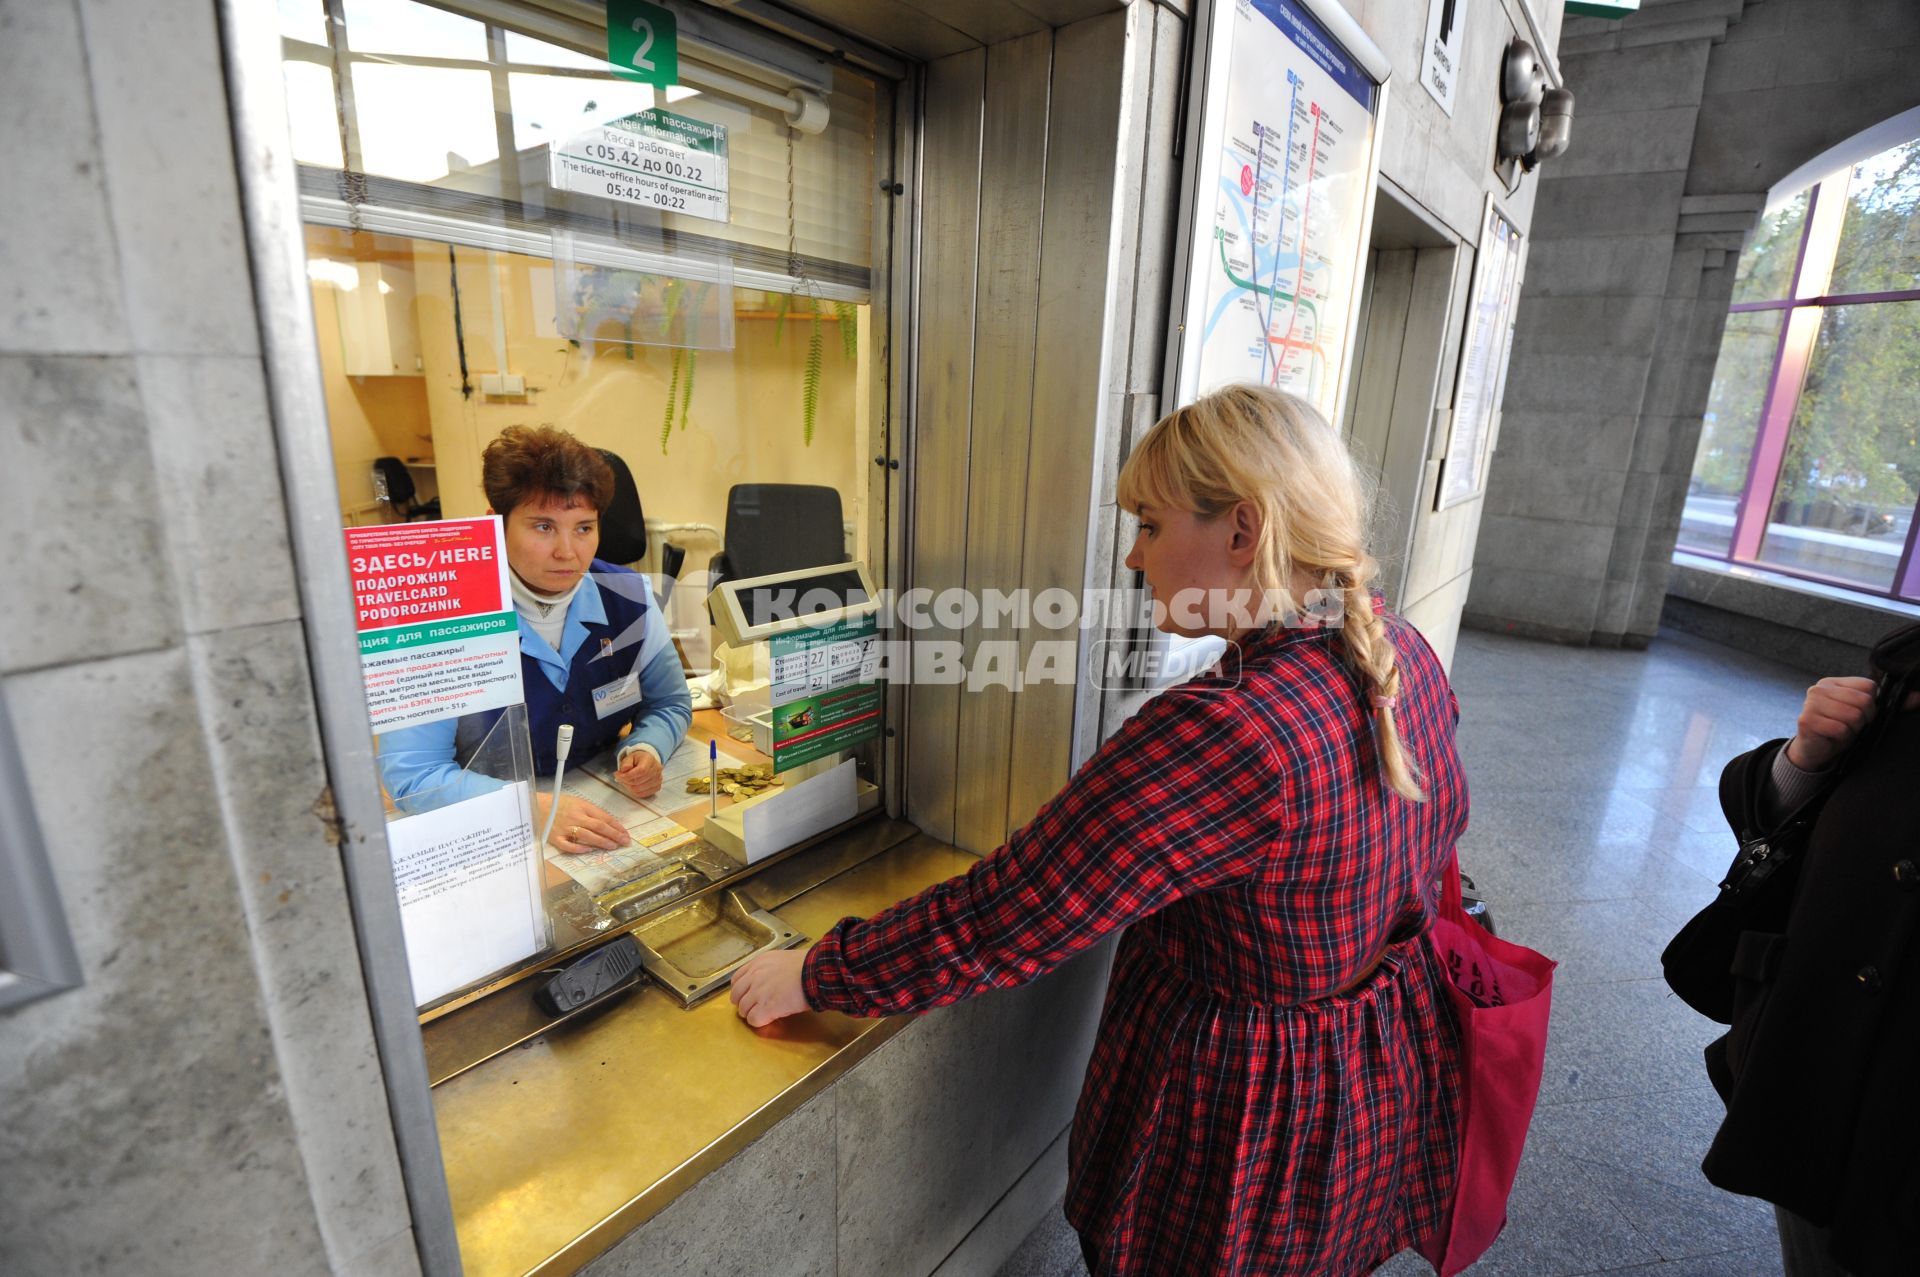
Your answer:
[1175,0,1384,423]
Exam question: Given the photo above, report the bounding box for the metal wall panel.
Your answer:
[1376,244,1462,602]
[766,0,985,60]
[1007,12,1129,832]
[953,31,1053,854]
[1121,2,1190,398]
[887,0,1048,46]
[904,49,987,845]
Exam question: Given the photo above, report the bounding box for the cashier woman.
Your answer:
[376,427,692,852]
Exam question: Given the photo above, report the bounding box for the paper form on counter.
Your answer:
[580,733,748,819]
[542,768,697,896]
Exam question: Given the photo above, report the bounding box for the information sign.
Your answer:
[1420,0,1466,115]
[766,616,882,773]
[345,518,523,732]
[606,0,679,89]
[551,109,730,223]
[1437,198,1525,510]
[1170,0,1387,422]
[385,782,545,1006]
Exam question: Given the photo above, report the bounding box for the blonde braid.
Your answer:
[1335,555,1424,802]
[1116,383,1428,802]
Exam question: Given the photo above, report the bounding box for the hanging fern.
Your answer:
[772,291,793,346]
[661,349,682,454]
[803,308,824,447]
[679,349,696,432]
[834,300,858,363]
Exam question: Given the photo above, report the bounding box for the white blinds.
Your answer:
[281,0,878,296]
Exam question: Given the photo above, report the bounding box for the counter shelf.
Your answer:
[428,822,979,1277]
[420,707,821,1025]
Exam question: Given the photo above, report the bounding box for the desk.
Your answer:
[538,708,766,896]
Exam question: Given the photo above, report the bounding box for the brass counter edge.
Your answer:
[526,1013,914,1277]
[423,816,923,1085]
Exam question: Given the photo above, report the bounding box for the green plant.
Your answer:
[803,306,823,446]
[834,299,858,363]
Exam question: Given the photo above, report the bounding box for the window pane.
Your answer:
[282,60,345,169]
[1757,301,1920,589]
[277,0,327,45]
[507,72,655,155]
[341,0,486,59]
[1731,191,1810,304]
[504,31,606,71]
[350,63,498,184]
[1680,310,1784,555]
[1828,139,1920,298]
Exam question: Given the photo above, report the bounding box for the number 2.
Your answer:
[630,16,655,72]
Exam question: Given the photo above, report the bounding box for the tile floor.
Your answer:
[996,626,1815,1277]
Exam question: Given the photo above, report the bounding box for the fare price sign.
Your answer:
[767,616,883,773]
[551,109,729,223]
[345,518,524,732]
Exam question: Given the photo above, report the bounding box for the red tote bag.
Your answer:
[1415,851,1557,1276]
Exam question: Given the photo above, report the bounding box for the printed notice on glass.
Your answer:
[767,615,883,773]
[552,109,729,223]
[386,782,545,1006]
[346,517,523,732]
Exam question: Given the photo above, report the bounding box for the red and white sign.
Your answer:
[347,517,507,631]
[345,518,524,732]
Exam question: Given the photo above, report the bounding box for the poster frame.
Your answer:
[1161,0,1393,431]
[1141,0,1391,690]
[1435,190,1527,512]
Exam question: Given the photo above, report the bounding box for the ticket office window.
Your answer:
[277,0,893,1010]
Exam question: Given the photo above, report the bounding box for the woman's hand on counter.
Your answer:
[729,948,811,1027]
[615,747,664,798]
[533,790,631,853]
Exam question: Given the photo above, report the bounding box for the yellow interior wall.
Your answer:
[305,226,437,524]
[410,242,868,578]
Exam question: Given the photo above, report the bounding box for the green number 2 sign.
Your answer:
[606,0,679,89]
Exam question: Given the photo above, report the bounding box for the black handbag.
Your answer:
[1661,660,1914,1024]
[1660,743,1831,1023]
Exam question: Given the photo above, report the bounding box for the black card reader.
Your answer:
[535,935,647,1016]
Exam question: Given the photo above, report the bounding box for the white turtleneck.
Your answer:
[510,571,583,653]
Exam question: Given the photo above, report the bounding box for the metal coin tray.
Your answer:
[627,889,805,1008]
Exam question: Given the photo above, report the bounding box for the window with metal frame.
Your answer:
[1680,136,1920,601]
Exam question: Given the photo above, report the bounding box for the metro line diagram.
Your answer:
[1199,66,1349,406]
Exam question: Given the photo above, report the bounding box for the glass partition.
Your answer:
[281,0,892,1010]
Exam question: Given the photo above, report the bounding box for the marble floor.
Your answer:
[996,626,1815,1277]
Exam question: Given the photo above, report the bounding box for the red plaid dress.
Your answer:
[803,614,1469,1275]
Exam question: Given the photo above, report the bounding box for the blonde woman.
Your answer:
[731,385,1468,1275]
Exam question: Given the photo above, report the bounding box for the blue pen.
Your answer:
[708,738,718,817]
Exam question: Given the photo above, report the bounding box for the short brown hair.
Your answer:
[482,426,615,516]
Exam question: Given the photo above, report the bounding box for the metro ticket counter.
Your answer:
[206,0,1566,1272]
[256,2,1133,1272]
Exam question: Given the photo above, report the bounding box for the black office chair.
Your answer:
[372,457,439,521]
[596,448,685,596]
[707,484,846,594]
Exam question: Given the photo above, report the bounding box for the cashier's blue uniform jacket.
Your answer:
[377,561,691,810]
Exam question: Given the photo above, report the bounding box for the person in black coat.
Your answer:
[1699,621,1920,1277]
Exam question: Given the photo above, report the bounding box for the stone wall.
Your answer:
[1467,0,1920,647]
[0,2,418,1274]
